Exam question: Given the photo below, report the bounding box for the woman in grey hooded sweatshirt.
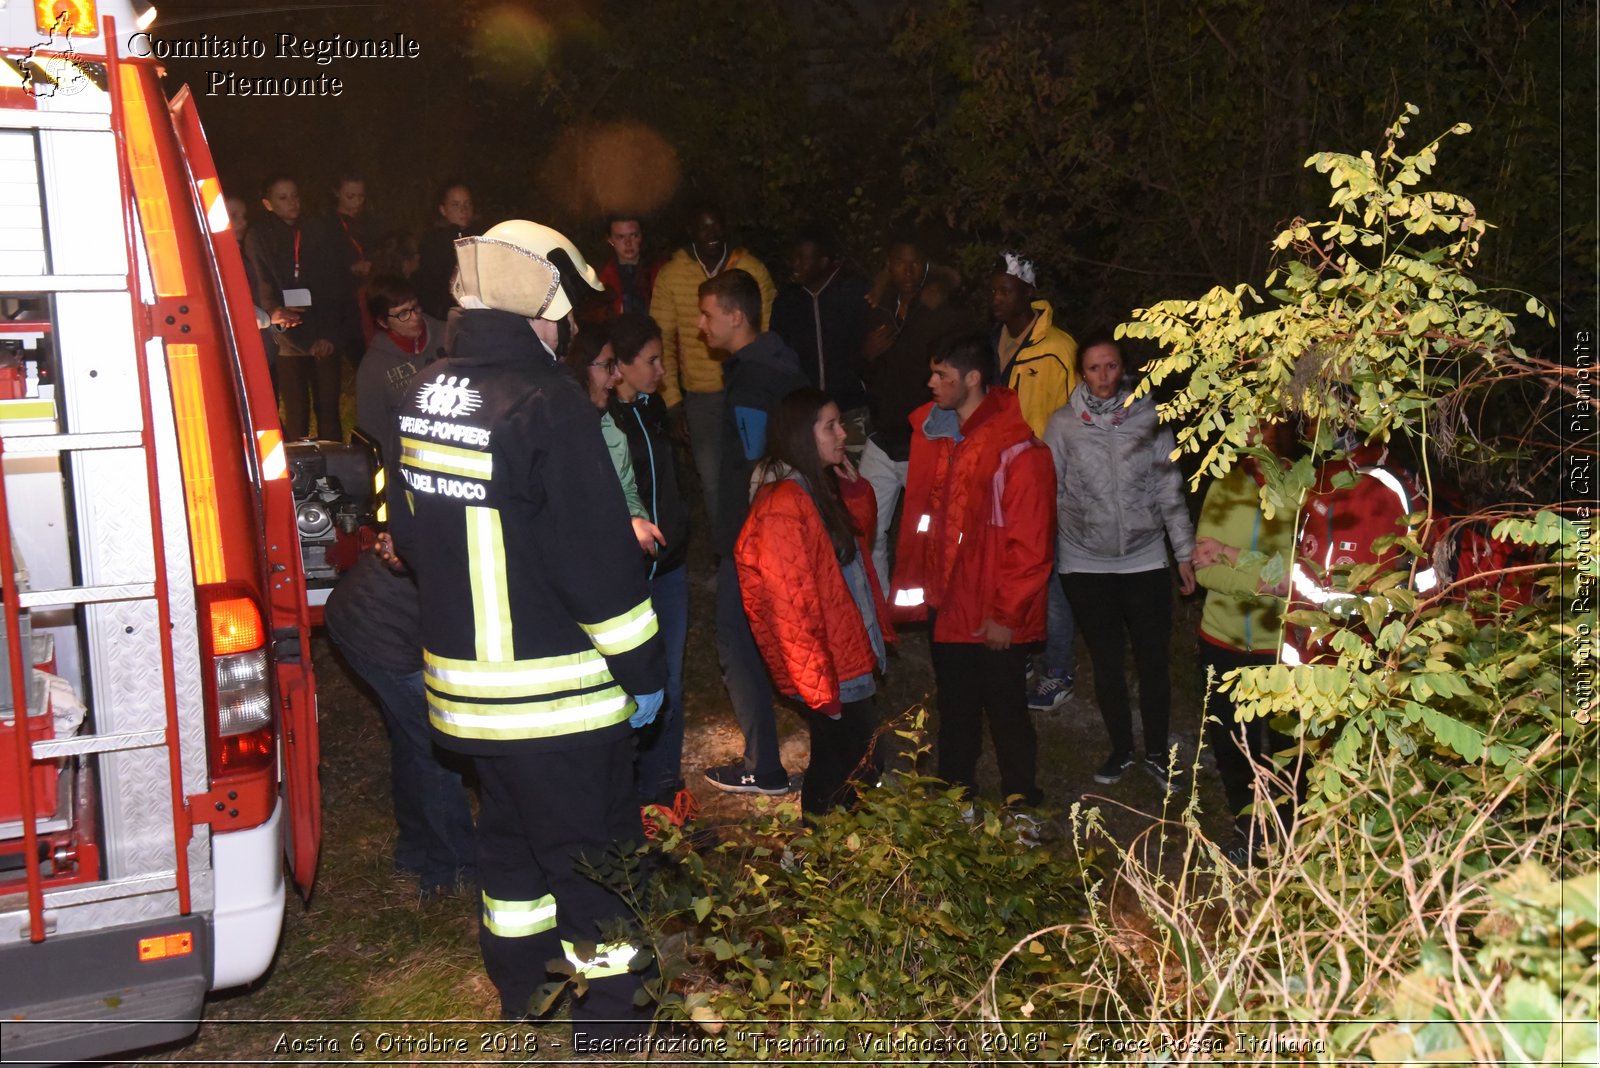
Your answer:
[1043,335,1195,790]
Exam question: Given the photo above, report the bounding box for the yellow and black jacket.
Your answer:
[389,309,665,754]
[998,298,1079,439]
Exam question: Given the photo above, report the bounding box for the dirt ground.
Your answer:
[131,459,1235,1065]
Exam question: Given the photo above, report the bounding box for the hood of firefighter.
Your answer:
[451,219,602,321]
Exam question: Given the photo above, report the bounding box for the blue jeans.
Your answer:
[714,555,784,779]
[1043,567,1077,680]
[328,636,476,888]
[635,564,689,803]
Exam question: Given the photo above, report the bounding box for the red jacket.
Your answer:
[890,387,1055,644]
[590,256,662,322]
[736,475,895,708]
[1284,445,1436,664]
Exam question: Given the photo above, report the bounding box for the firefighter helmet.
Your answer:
[451,220,603,321]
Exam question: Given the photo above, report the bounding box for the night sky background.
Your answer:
[147,0,1591,350]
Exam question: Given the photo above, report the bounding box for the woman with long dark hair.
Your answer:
[735,388,895,815]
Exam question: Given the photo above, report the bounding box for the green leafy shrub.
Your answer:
[644,755,1101,1060]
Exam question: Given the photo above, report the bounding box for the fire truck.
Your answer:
[0,2,322,1062]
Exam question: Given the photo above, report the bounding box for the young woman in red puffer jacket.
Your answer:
[736,388,896,815]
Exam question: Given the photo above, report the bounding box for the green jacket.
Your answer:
[600,412,648,520]
[1195,463,1293,654]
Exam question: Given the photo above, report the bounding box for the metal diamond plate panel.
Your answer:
[142,336,206,797]
[70,451,152,587]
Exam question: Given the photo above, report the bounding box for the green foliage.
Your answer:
[1125,108,1583,823]
[1365,864,1598,1066]
[1126,105,1550,490]
[644,766,1098,1060]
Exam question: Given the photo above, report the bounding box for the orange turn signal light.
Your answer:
[209,596,263,656]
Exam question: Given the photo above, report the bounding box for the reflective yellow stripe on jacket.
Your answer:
[425,648,614,700]
[465,506,514,661]
[578,598,658,657]
[427,687,633,741]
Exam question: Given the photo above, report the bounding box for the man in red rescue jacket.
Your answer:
[1283,437,1437,665]
[890,331,1055,807]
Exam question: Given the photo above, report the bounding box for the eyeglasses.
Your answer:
[590,359,618,374]
[388,304,419,322]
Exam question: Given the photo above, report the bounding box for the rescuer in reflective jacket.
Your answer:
[387,219,666,1037]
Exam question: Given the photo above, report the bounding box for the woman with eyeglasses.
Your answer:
[358,275,449,456]
[562,323,664,556]
[607,312,697,834]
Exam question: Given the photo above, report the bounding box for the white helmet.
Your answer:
[451,219,602,320]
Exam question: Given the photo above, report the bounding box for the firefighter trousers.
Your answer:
[473,735,655,1037]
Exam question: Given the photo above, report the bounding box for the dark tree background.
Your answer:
[154,0,1590,347]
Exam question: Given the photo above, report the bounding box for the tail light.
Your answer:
[201,591,274,778]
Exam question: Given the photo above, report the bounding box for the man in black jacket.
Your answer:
[769,224,871,437]
[859,234,969,594]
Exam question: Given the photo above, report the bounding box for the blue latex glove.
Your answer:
[629,689,664,729]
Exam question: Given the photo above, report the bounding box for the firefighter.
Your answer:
[386,219,666,1037]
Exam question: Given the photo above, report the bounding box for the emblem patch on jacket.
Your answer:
[417,374,482,418]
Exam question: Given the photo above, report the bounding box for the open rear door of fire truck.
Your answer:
[0,5,320,1063]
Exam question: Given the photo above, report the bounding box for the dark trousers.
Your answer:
[1197,640,1301,837]
[327,636,475,889]
[634,565,689,804]
[714,555,783,779]
[278,351,343,441]
[474,737,656,1036]
[929,632,1041,806]
[801,697,878,815]
[1062,568,1173,759]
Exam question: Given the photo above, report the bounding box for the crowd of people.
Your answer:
[255,188,1457,1035]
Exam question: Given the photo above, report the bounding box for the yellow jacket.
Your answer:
[648,247,777,407]
[1002,299,1078,438]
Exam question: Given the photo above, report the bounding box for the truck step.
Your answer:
[32,727,163,759]
[2,870,177,912]
[0,431,143,455]
[18,582,154,609]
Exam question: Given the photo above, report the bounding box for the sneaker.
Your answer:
[1092,752,1136,784]
[704,763,791,796]
[641,788,702,839]
[1027,673,1074,713]
[1144,752,1183,793]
